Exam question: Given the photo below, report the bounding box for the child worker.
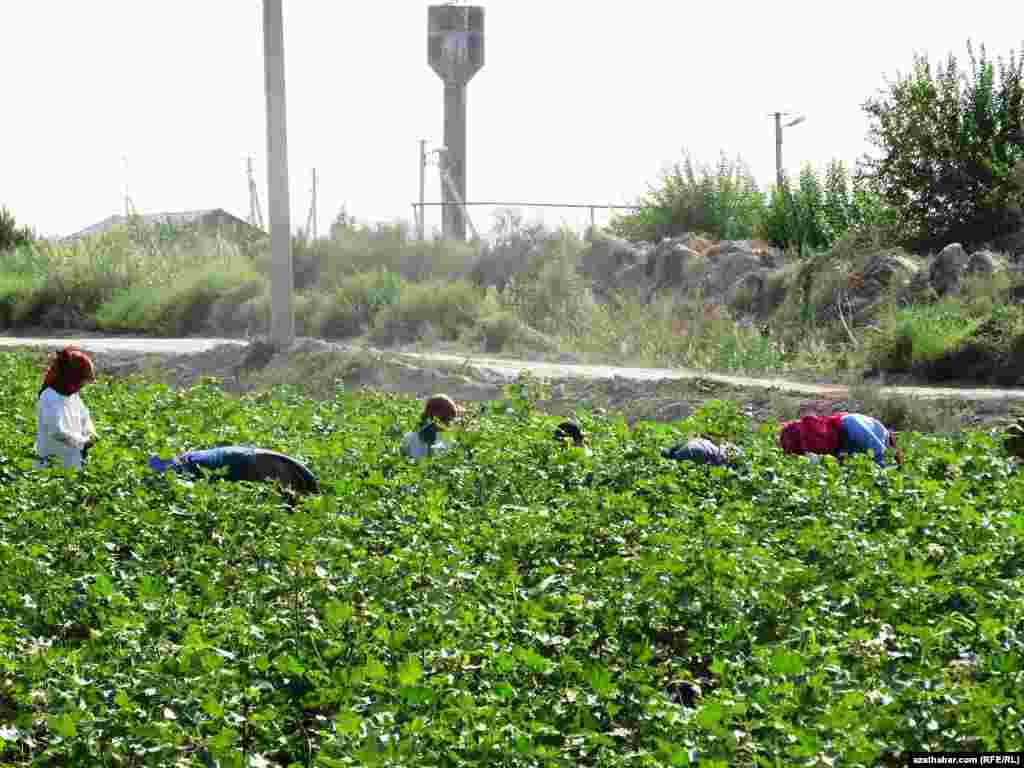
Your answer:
[400,394,462,460]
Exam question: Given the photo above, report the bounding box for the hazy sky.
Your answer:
[2,2,1021,238]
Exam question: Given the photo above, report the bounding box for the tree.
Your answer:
[822,159,851,243]
[0,207,34,252]
[858,39,1024,251]
[760,162,852,255]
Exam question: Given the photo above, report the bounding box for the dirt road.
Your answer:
[4,334,1024,404]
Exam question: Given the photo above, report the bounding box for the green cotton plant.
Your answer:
[680,399,749,443]
[2,347,1024,765]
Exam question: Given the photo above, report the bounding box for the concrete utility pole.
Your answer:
[770,111,806,189]
[262,0,294,346]
[428,5,485,241]
[418,139,427,240]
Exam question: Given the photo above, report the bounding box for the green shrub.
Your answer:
[503,237,595,337]
[159,268,262,335]
[307,269,404,340]
[94,285,165,332]
[370,279,486,345]
[468,310,559,355]
[0,207,34,252]
[759,160,880,254]
[207,277,270,335]
[608,149,765,242]
[95,264,265,336]
[313,212,477,285]
[866,301,980,372]
[680,399,750,443]
[0,274,38,329]
[563,290,792,374]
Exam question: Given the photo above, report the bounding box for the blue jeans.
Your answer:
[838,415,890,466]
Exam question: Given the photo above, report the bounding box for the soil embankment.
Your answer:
[3,335,1022,431]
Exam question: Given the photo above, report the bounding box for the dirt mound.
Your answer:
[111,337,508,404]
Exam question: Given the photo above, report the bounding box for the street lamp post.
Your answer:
[263,0,294,346]
[771,111,806,188]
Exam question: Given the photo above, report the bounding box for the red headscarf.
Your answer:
[40,346,95,397]
[780,413,848,455]
[780,420,803,454]
[423,394,459,425]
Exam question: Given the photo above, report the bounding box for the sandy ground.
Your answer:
[2,335,1020,430]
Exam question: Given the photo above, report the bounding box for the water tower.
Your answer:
[428,4,484,241]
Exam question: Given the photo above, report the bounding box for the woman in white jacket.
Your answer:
[35,346,98,469]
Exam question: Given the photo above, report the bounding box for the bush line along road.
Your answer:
[5,335,1024,403]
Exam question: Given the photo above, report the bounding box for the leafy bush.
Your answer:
[207,276,270,336]
[370,278,487,344]
[93,284,165,332]
[611,150,888,257]
[316,210,478,284]
[470,209,551,290]
[859,39,1024,251]
[0,275,37,328]
[866,300,981,372]
[567,290,791,373]
[608,150,765,242]
[759,160,895,255]
[95,264,266,336]
[467,310,559,355]
[0,206,34,252]
[501,232,595,337]
[311,269,404,340]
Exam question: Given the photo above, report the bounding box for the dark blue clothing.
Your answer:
[150,445,319,494]
[663,438,741,467]
[174,446,258,481]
